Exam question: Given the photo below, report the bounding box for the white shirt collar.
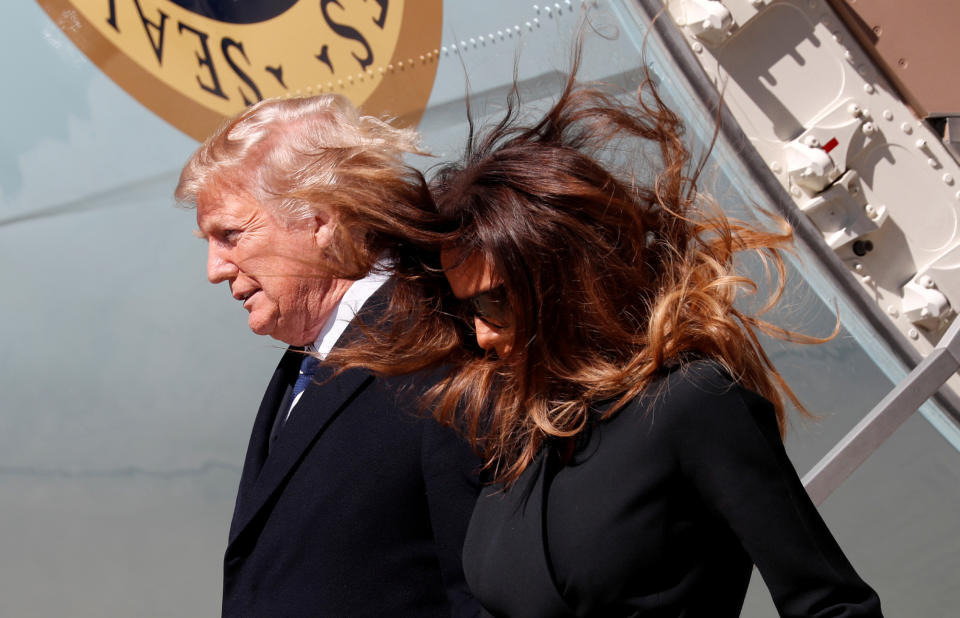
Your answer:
[309,268,390,360]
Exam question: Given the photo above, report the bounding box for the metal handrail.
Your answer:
[803,316,960,505]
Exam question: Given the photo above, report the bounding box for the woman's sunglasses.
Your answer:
[463,286,510,330]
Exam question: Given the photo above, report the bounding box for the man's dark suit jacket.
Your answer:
[222,296,481,617]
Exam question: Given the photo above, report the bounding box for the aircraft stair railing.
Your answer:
[803,315,960,504]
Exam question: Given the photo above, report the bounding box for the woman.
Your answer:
[329,62,883,616]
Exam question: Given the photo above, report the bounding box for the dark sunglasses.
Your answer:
[463,286,511,330]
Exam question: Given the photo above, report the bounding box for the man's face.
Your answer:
[195,187,351,346]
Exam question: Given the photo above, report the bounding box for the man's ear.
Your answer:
[312,207,339,249]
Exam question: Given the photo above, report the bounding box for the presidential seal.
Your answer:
[38,0,443,139]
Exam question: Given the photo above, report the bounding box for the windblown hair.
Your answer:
[175,94,440,278]
[329,67,828,485]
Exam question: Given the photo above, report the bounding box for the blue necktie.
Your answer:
[269,354,320,451]
[292,355,320,401]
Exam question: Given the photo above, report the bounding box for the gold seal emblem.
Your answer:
[37,0,443,139]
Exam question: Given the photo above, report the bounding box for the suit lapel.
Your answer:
[517,452,576,615]
[227,361,374,546]
[228,347,301,538]
[227,283,391,547]
[467,450,576,616]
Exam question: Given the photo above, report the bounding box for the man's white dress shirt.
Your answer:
[284,269,390,422]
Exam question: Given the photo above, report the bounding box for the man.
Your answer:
[175,95,480,617]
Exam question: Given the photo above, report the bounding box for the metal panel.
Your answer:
[826,0,960,117]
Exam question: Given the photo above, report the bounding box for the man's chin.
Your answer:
[249,320,313,346]
[247,315,277,339]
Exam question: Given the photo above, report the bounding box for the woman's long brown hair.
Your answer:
[328,54,830,486]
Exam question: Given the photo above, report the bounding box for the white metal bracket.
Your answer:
[799,170,886,250]
[666,0,735,44]
[785,140,840,195]
[902,276,951,327]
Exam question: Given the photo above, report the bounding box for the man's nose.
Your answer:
[207,246,238,284]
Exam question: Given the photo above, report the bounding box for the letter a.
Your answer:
[133,0,169,65]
